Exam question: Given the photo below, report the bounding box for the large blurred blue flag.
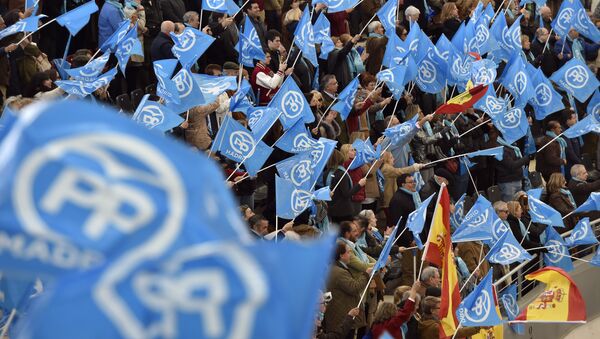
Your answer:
[456,268,502,327]
[201,0,239,15]
[274,119,315,153]
[383,115,419,147]
[406,195,435,249]
[269,77,314,129]
[212,115,273,176]
[574,192,600,213]
[193,74,237,103]
[452,195,494,243]
[21,235,336,339]
[56,1,98,36]
[486,231,533,265]
[565,217,598,247]
[543,226,574,272]
[0,14,46,40]
[313,13,334,59]
[466,146,504,161]
[500,284,525,334]
[294,7,318,66]
[530,67,565,120]
[65,53,110,82]
[376,0,397,35]
[55,67,118,97]
[500,54,535,106]
[313,0,359,13]
[528,189,565,227]
[474,85,507,119]
[115,23,139,74]
[332,76,359,120]
[550,58,600,102]
[171,27,215,70]
[153,59,180,104]
[491,106,529,144]
[132,94,184,132]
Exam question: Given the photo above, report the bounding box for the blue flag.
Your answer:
[201,0,239,15]
[525,126,537,155]
[376,65,407,97]
[466,17,494,55]
[115,23,139,74]
[132,94,184,132]
[552,0,578,37]
[406,195,435,249]
[470,58,497,87]
[376,0,397,35]
[565,217,598,246]
[0,100,251,281]
[587,89,600,116]
[237,16,266,67]
[530,67,565,120]
[574,192,600,213]
[213,116,273,176]
[491,106,528,144]
[313,14,334,59]
[65,53,110,82]
[275,152,314,189]
[171,27,215,70]
[490,15,522,61]
[153,59,180,104]
[349,139,380,170]
[486,231,533,265]
[563,111,600,138]
[591,246,600,267]
[294,7,318,66]
[452,195,494,243]
[528,190,565,227]
[488,209,510,245]
[451,22,468,53]
[500,54,535,106]
[500,284,525,334]
[466,146,504,161]
[56,1,98,36]
[276,175,313,218]
[435,34,457,81]
[269,77,314,130]
[550,57,599,102]
[383,115,419,147]
[165,68,208,113]
[55,67,118,97]
[100,20,130,52]
[373,223,399,272]
[450,193,466,230]
[414,46,446,94]
[0,106,17,142]
[274,119,315,153]
[332,76,359,120]
[313,0,359,13]
[247,106,279,140]
[21,235,335,339]
[457,268,503,327]
[312,186,331,201]
[382,33,408,68]
[308,138,338,188]
[543,225,574,272]
[572,0,600,43]
[0,14,46,40]
[230,79,253,113]
[193,74,237,103]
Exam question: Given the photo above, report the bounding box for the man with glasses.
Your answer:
[568,164,600,207]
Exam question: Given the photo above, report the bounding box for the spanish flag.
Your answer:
[513,267,586,323]
[422,184,451,267]
[434,81,488,115]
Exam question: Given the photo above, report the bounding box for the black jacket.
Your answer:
[442,18,461,40]
[567,178,600,207]
[530,37,559,77]
[326,41,354,90]
[326,168,362,219]
[496,147,529,184]
[159,0,186,22]
[150,32,175,62]
[506,214,545,254]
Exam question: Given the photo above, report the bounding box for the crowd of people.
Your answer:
[1,0,600,338]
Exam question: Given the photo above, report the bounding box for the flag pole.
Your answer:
[275,216,279,243]
[458,119,491,138]
[314,99,338,130]
[462,157,479,196]
[546,249,591,263]
[450,320,464,339]
[413,251,417,283]
[0,308,16,338]
[358,12,378,36]
[17,17,57,44]
[537,132,564,153]
[491,0,507,23]
[541,28,553,53]
[61,34,72,69]
[459,255,485,293]
[386,99,401,129]
[519,220,532,245]
[331,157,357,192]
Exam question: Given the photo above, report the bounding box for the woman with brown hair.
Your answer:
[440,2,461,39]
[546,173,579,229]
[418,296,484,339]
[370,281,421,339]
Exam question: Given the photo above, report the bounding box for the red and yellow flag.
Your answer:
[439,247,461,338]
[434,82,488,115]
[513,267,586,323]
[423,184,451,267]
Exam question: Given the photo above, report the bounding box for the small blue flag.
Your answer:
[201,0,239,15]
[587,89,600,116]
[165,68,208,113]
[550,57,600,102]
[591,246,600,267]
[153,59,180,104]
[100,20,130,52]
[308,138,338,188]
[572,0,600,43]
[274,119,316,153]
[451,22,468,53]
[551,0,577,37]
[500,284,525,334]
[294,7,318,66]
[415,46,446,94]
[489,209,510,244]
[313,13,335,59]
[132,94,184,132]
[486,231,533,265]
[563,112,600,138]
[55,67,118,97]
[65,53,110,82]
[470,58,497,87]
[331,76,359,120]
[275,152,314,189]
[406,195,435,249]
[490,15,522,61]
[530,67,565,120]
[0,14,46,40]
[408,155,424,192]
[376,65,407,97]
[312,186,331,201]
[527,190,565,227]
[269,77,314,130]
[491,106,529,144]
[525,126,537,155]
[349,139,380,170]
[542,225,574,272]
[574,192,600,213]
[55,1,98,36]
[466,146,504,161]
[373,223,399,272]
[565,218,598,246]
[171,27,215,70]
[452,195,494,243]
[276,175,313,218]
[435,34,458,81]
[456,268,503,327]
[193,74,237,103]
[247,106,279,141]
[115,23,139,74]
[313,0,359,13]
[237,16,266,67]
[230,79,253,113]
[450,193,466,230]
[376,0,397,35]
[499,54,535,107]
[383,115,419,147]
[465,18,494,55]
[382,33,408,68]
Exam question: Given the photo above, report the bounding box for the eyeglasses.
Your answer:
[498,209,508,213]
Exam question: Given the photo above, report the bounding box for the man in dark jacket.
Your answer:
[160,0,185,23]
[326,34,359,90]
[568,164,600,206]
[204,13,238,66]
[496,143,532,202]
[151,21,175,61]
[536,121,565,181]
[530,27,559,77]
[245,1,267,49]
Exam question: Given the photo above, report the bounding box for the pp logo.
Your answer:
[248,29,261,49]
[493,243,522,262]
[126,243,268,338]
[2,21,25,36]
[474,24,489,45]
[79,54,109,78]
[570,222,588,243]
[206,0,225,9]
[535,83,553,107]
[513,71,527,95]
[174,29,197,53]
[397,124,413,136]
[576,8,589,28]
[473,68,494,86]
[545,239,566,264]
[565,65,589,89]
[229,131,255,158]
[300,23,315,48]
[325,0,345,10]
[501,294,519,318]
[247,109,264,129]
[464,291,491,323]
[173,70,194,98]
[117,38,136,59]
[510,25,521,48]
[290,189,312,213]
[485,96,505,117]
[528,198,545,221]
[200,81,231,96]
[293,134,314,151]
[281,92,304,119]
[556,8,574,32]
[309,142,326,168]
[378,70,394,83]
[465,208,489,228]
[408,38,420,53]
[418,60,437,84]
[492,218,509,241]
[138,104,165,129]
[386,9,396,29]
[290,160,313,187]
[499,108,522,130]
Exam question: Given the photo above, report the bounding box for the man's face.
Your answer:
[577,168,589,181]
[496,205,509,221]
[567,114,577,127]
[349,223,359,242]
[325,77,338,94]
[188,14,199,28]
[268,36,281,51]
[552,124,563,135]
[375,23,385,35]
[256,220,269,236]
[428,270,441,287]
[247,4,260,18]
[537,28,549,43]
[402,175,416,192]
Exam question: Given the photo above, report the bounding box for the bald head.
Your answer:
[161,21,175,34]
[539,6,551,20]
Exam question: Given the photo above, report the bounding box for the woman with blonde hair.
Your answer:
[370,281,420,339]
[546,173,579,229]
[440,2,461,39]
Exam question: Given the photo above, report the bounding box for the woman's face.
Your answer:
[326,110,337,122]
[310,93,323,108]
[291,0,300,9]
[42,79,52,89]
[366,81,376,92]
[348,148,356,159]
[514,205,522,219]
[432,302,441,319]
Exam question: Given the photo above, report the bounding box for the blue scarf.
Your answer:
[546,131,566,174]
[423,121,434,136]
[339,237,369,263]
[518,219,529,241]
[560,188,577,208]
[400,187,422,207]
[497,136,522,158]
[368,32,384,38]
[346,48,365,79]
[569,36,585,61]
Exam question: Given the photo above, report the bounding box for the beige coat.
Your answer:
[381,163,420,208]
